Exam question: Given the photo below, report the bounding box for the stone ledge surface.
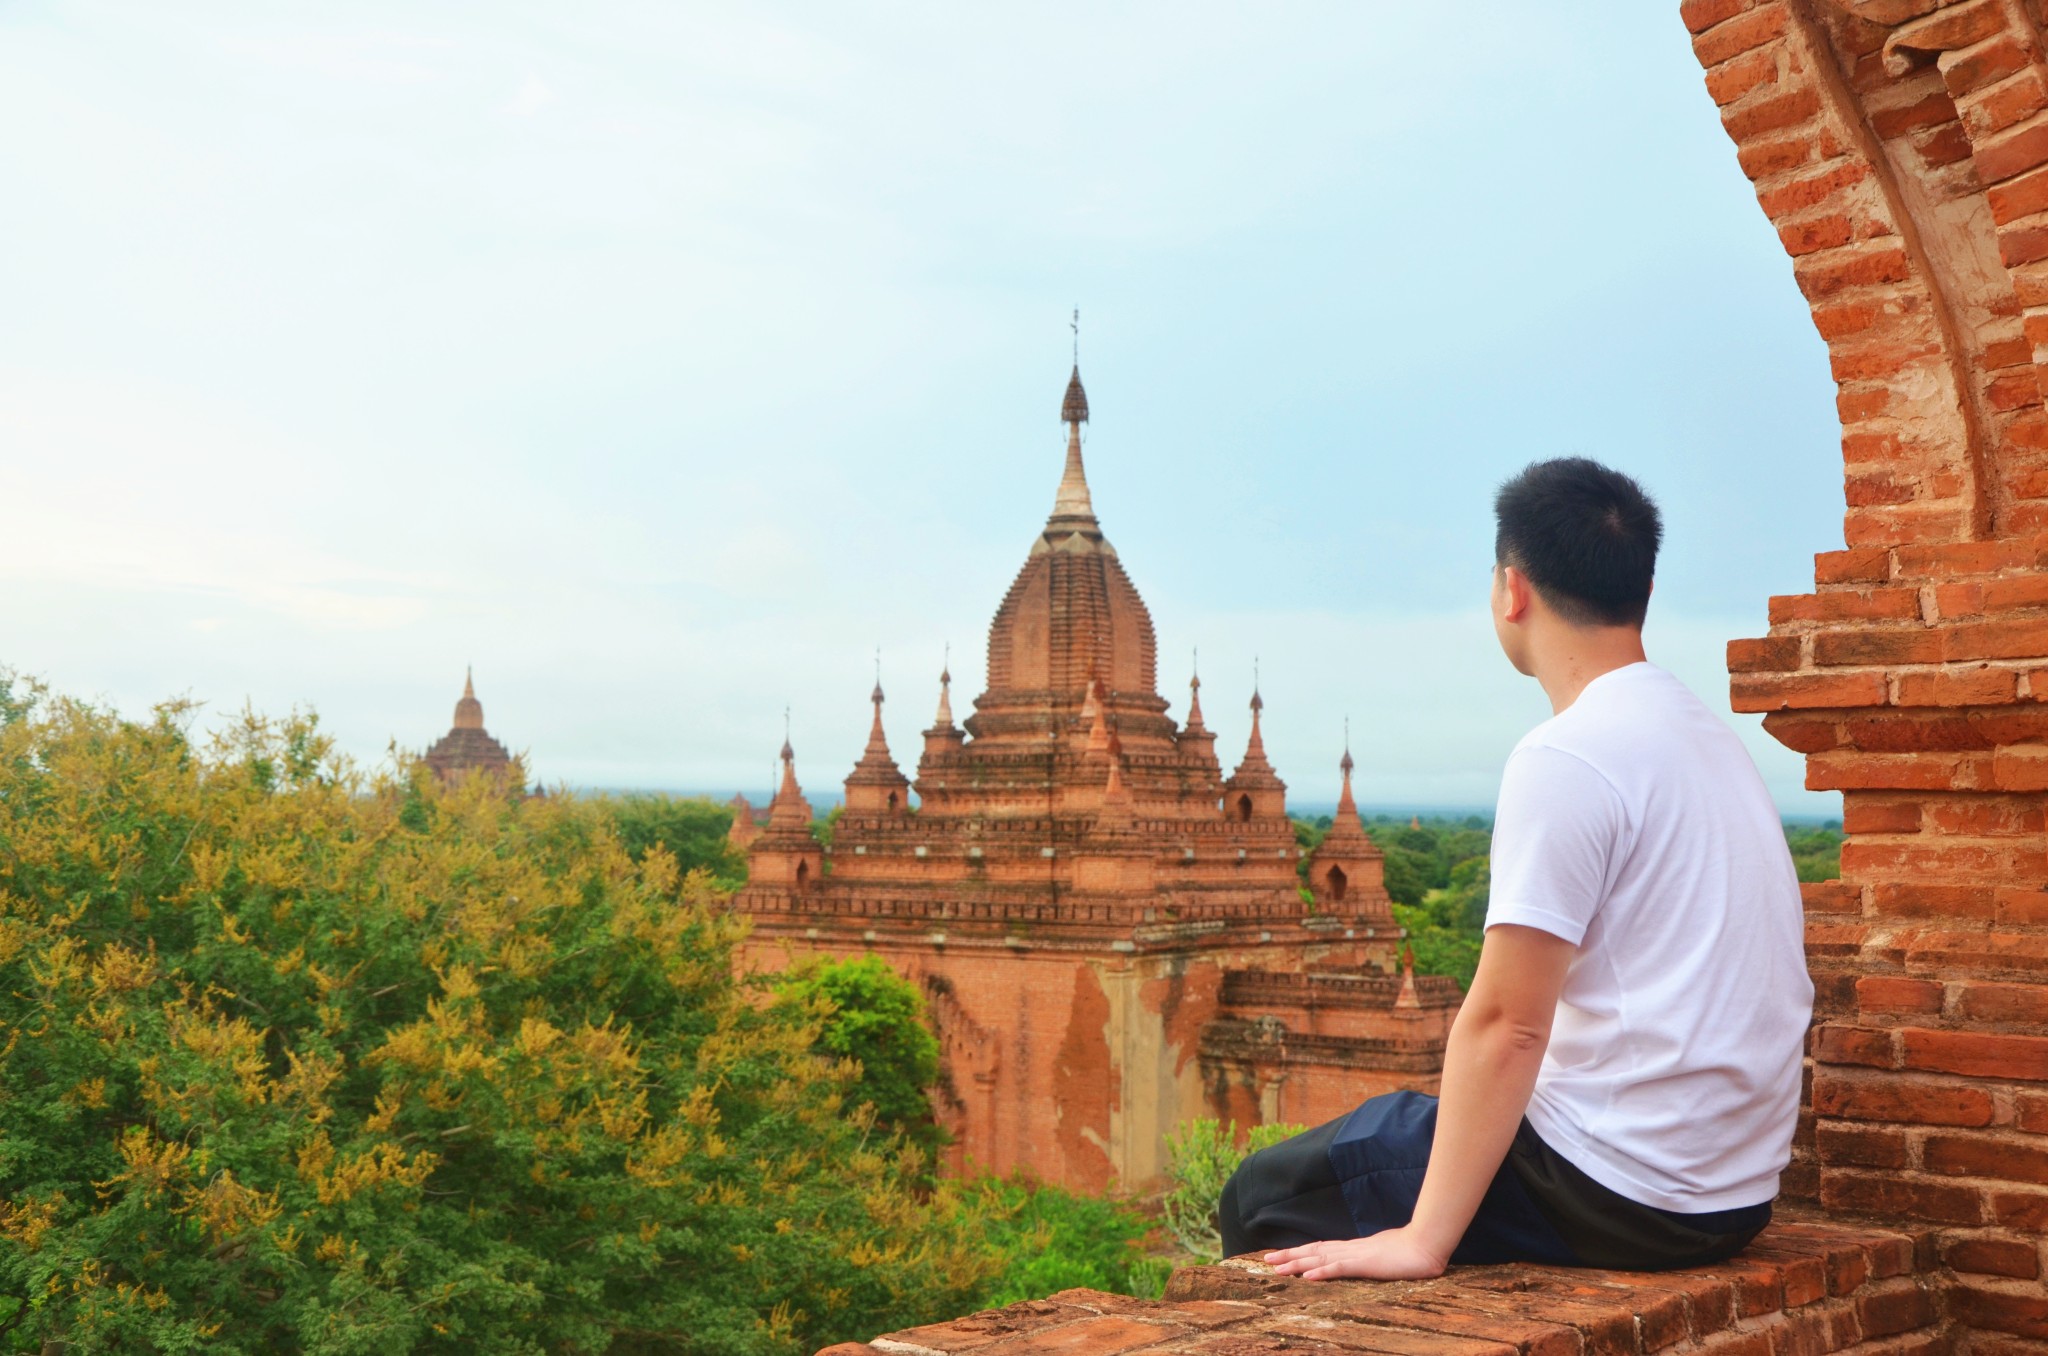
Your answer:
[817,1218,1947,1356]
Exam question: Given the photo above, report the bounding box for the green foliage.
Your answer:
[967,1177,1167,1306]
[810,805,844,849]
[1786,822,1843,883]
[1160,1119,1305,1263]
[0,678,1000,1354]
[599,792,747,890]
[773,955,944,1163]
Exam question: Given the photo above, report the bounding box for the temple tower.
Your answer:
[422,669,516,785]
[735,361,1422,1192]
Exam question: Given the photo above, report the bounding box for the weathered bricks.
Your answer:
[831,1223,1942,1355]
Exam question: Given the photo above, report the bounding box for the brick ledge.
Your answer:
[819,1215,1947,1355]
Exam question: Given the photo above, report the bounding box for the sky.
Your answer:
[0,1,1846,815]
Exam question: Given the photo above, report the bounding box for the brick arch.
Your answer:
[1699,0,2048,1340]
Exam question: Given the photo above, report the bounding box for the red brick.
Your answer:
[1813,1071,1997,1125]
[2019,1093,2048,1133]
[1294,1303,1582,1356]
[1944,35,2033,96]
[1781,215,1856,257]
[1806,750,1987,791]
[1943,1234,2042,1278]
[1802,879,1862,914]
[1764,162,1877,219]
[1980,573,2048,610]
[1743,134,1819,180]
[2002,222,2048,270]
[1857,976,1944,1013]
[1892,667,2017,706]
[1915,120,1976,169]
[1988,1189,2048,1231]
[1820,1169,1986,1224]
[1945,617,2048,660]
[1727,88,1823,141]
[1794,244,1913,300]
[1965,73,2048,140]
[1991,747,2048,789]
[1815,1024,1898,1068]
[1837,385,1898,422]
[1771,588,1922,622]
[1732,671,1887,712]
[1696,7,1790,69]
[1685,0,1755,35]
[1853,1279,1936,1339]
[974,1314,1183,1353]
[1710,47,1780,106]
[1817,1122,1909,1168]
[1950,1283,2048,1340]
[1957,981,2048,1024]
[1816,548,1893,583]
[1814,630,1943,665]
[1868,882,1995,919]
[1871,90,1959,140]
[879,1299,1098,1351]
[1894,541,2004,577]
[1917,796,2043,835]
[1901,1027,2048,1081]
[1926,1133,2048,1184]
[1730,635,1803,672]
[1842,797,1921,833]
[1972,117,2048,186]
[1259,1316,1520,1356]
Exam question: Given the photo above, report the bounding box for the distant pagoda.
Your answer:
[423,669,516,784]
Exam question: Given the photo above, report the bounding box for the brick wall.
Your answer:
[1697,0,2048,1346]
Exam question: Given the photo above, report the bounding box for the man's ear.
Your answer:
[1498,565,1534,623]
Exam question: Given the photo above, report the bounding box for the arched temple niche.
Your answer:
[1697,0,2048,1336]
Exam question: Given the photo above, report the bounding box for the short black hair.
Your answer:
[1494,458,1662,628]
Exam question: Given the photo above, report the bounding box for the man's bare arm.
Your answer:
[1263,923,1577,1280]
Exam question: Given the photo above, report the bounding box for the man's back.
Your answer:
[1488,661,1812,1212]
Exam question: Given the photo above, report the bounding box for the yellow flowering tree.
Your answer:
[0,676,996,1354]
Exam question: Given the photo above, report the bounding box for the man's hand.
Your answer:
[1263,1226,1448,1281]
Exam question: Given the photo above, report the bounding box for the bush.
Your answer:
[0,677,997,1354]
[773,955,944,1164]
[1160,1119,1305,1263]
[599,792,748,890]
[967,1177,1168,1306]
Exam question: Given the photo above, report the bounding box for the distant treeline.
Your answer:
[1293,813,1844,989]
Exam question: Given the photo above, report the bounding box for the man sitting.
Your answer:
[1220,457,1813,1278]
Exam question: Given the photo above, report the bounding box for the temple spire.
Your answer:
[1051,323,1095,526]
[768,713,813,829]
[865,650,889,754]
[1185,650,1207,733]
[1338,718,1358,818]
[933,645,955,728]
[453,666,484,731]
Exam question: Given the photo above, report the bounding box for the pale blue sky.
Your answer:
[0,2,1843,813]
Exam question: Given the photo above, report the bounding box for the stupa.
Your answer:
[735,363,1455,1191]
[422,669,516,785]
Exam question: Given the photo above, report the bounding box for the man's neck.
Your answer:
[1530,628,1649,715]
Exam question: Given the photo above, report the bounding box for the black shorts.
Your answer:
[1218,1090,1771,1270]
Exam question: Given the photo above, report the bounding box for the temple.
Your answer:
[734,365,1457,1193]
[422,669,517,785]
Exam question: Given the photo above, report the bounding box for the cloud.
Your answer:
[502,75,557,117]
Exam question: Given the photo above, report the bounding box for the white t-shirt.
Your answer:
[1485,662,1812,1213]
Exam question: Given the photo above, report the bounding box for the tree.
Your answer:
[0,676,997,1354]
[600,793,748,890]
[772,956,943,1163]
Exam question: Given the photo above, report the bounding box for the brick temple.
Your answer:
[828,2,2048,1352]
[732,365,1457,1193]
[422,668,516,784]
